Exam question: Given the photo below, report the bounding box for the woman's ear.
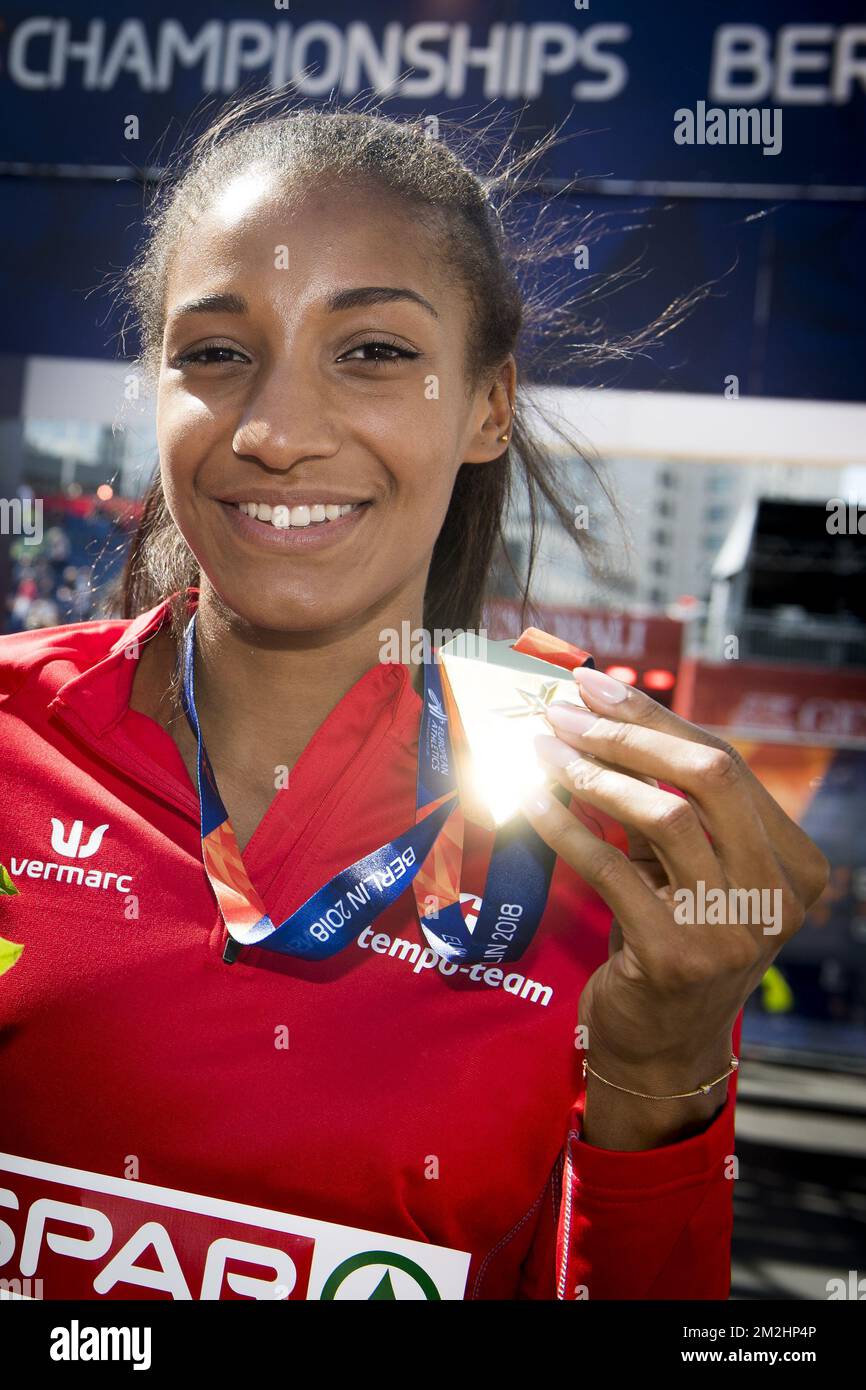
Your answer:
[463,355,517,464]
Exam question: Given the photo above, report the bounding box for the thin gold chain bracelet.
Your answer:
[582,1053,739,1101]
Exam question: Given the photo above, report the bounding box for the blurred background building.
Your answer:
[1,0,864,1298]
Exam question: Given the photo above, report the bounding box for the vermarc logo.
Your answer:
[7,817,133,893]
[50,818,109,860]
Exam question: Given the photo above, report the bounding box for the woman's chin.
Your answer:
[199,581,367,637]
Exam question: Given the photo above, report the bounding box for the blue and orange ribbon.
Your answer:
[180,613,568,965]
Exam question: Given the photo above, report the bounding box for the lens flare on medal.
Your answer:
[437,649,587,829]
[454,679,558,824]
[455,682,563,827]
[462,726,548,827]
[493,681,561,719]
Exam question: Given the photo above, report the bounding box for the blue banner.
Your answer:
[0,3,863,399]
[1,2,864,188]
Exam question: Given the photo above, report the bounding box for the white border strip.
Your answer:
[524,386,866,468]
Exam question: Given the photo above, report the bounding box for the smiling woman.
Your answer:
[0,94,828,1303]
[122,110,547,647]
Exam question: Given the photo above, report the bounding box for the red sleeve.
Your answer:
[522,1015,742,1301]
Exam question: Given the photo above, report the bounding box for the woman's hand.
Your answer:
[519,665,830,1151]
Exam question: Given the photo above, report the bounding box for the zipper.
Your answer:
[556,1131,577,1300]
[222,936,243,965]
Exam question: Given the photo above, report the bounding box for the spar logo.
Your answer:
[0,1154,470,1301]
[321,1252,443,1300]
[7,818,134,893]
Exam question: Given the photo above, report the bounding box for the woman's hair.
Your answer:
[114,91,703,647]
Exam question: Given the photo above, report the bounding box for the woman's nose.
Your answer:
[231,369,340,469]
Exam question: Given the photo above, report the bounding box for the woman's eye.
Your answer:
[338,340,419,365]
[174,344,249,366]
[172,339,418,369]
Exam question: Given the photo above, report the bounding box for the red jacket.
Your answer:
[0,599,738,1300]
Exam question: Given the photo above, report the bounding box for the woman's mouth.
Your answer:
[237,500,363,528]
[216,497,372,551]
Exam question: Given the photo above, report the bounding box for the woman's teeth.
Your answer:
[236,502,362,528]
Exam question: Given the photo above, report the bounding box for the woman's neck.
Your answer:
[189,584,425,779]
[132,580,428,850]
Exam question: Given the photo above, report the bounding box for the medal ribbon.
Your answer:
[180,612,569,965]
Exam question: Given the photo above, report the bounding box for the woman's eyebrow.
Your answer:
[327,286,439,319]
[168,286,439,321]
[168,292,248,320]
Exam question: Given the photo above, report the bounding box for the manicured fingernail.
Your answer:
[547,703,599,735]
[534,733,583,771]
[575,666,628,703]
[520,786,552,814]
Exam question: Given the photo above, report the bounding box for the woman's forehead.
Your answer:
[164,180,453,316]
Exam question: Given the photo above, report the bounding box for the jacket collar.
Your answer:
[46,591,418,766]
[42,594,422,879]
[46,595,184,738]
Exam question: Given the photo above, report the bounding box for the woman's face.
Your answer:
[156,171,513,633]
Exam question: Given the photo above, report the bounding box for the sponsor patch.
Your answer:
[0,1153,470,1300]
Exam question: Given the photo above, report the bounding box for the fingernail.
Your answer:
[575,666,628,703]
[547,703,599,735]
[534,733,583,771]
[520,786,552,814]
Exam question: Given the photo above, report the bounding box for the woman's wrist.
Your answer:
[580,1035,733,1151]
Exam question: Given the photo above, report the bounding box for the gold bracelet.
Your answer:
[582,1053,739,1100]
